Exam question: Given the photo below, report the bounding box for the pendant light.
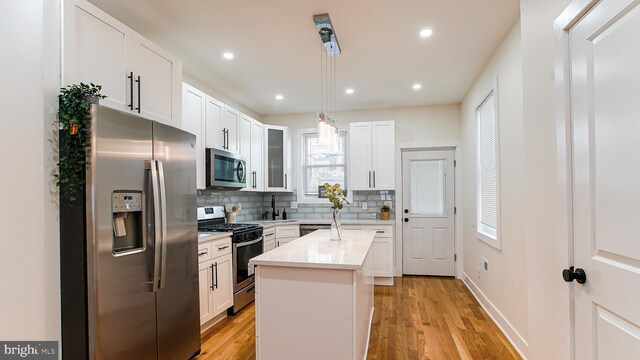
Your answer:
[314,14,341,151]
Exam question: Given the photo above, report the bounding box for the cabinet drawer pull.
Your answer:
[217,245,229,251]
[265,232,275,237]
[198,250,208,256]
[376,230,385,234]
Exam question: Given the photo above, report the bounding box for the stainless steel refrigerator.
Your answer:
[60,105,200,360]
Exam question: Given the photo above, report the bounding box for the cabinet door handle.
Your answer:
[285,173,287,189]
[135,75,141,113]
[128,72,134,110]
[373,171,376,188]
[214,262,218,289]
[221,128,226,149]
[369,171,372,188]
[225,129,230,150]
[209,264,216,290]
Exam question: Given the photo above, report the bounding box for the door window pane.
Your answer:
[410,159,446,216]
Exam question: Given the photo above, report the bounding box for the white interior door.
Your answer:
[570,1,640,358]
[402,150,455,276]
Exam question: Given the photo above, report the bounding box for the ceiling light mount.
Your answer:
[314,13,341,56]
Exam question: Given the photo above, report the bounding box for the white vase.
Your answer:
[331,210,342,240]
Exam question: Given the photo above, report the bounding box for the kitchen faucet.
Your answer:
[271,195,279,220]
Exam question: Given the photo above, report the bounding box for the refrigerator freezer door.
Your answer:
[89,106,157,360]
[153,122,201,360]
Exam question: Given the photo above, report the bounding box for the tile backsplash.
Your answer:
[197,190,395,221]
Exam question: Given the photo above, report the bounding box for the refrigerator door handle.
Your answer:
[147,160,161,292]
[157,160,168,289]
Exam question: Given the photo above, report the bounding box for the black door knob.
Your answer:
[404,209,409,214]
[562,266,587,284]
[404,218,409,222]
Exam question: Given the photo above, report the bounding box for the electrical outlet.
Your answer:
[362,202,368,210]
[383,201,392,208]
[290,201,298,209]
[481,257,489,273]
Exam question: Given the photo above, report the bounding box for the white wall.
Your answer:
[262,104,460,143]
[262,104,460,193]
[182,72,262,121]
[520,0,572,359]
[0,0,61,344]
[460,19,529,355]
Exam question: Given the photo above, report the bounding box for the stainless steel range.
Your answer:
[197,206,263,314]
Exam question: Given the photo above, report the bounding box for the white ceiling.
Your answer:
[89,0,520,116]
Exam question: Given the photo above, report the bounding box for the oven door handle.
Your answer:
[234,237,263,248]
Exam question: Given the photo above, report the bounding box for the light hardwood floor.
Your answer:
[198,276,521,360]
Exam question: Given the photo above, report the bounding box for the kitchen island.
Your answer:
[249,229,376,360]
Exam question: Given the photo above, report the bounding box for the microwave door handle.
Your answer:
[146,160,161,292]
[235,236,263,248]
[157,160,168,289]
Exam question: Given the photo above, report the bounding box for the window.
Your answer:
[477,90,500,248]
[297,129,348,202]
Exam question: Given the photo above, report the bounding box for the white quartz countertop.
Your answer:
[249,229,376,270]
[198,232,232,243]
[240,218,395,227]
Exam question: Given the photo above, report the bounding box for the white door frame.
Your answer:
[554,1,600,359]
[394,141,463,279]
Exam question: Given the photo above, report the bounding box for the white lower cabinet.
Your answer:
[263,227,276,252]
[198,237,233,326]
[275,224,299,247]
[342,224,394,284]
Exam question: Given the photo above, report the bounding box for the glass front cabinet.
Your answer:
[264,125,291,192]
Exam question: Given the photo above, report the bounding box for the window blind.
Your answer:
[477,91,498,238]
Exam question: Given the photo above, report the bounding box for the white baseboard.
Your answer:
[374,276,394,286]
[462,273,529,359]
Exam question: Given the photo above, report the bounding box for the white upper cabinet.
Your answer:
[250,119,265,191]
[204,95,224,150]
[181,83,206,189]
[131,33,181,127]
[349,121,395,191]
[371,121,395,190]
[239,114,252,190]
[349,123,373,191]
[240,114,265,191]
[223,106,240,154]
[63,0,182,128]
[264,125,291,192]
[63,0,132,112]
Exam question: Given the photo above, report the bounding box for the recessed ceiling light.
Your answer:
[413,83,422,90]
[223,52,234,60]
[345,88,354,95]
[419,28,433,38]
[275,94,284,100]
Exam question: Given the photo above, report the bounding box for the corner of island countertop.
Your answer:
[249,229,377,270]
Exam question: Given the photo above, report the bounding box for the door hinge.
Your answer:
[454,254,457,261]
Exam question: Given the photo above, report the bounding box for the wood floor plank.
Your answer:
[198,276,521,360]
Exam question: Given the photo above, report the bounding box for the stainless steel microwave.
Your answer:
[206,148,246,189]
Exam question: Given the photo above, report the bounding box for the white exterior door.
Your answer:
[570,1,640,358]
[402,150,455,276]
